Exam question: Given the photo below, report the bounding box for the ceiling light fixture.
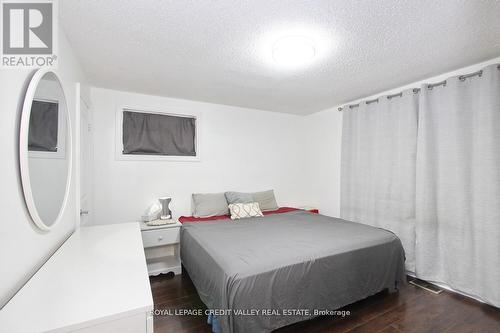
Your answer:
[272,36,316,67]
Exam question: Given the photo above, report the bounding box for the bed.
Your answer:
[180,209,405,333]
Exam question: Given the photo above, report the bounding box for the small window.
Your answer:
[117,108,200,161]
[28,100,59,152]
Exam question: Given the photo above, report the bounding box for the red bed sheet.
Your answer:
[179,207,308,223]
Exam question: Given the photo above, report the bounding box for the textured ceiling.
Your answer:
[60,0,500,115]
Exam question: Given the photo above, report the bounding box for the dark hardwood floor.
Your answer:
[150,273,500,333]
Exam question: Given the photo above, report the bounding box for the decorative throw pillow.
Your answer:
[192,193,229,217]
[228,202,264,220]
[252,190,278,211]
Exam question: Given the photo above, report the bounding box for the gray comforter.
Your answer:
[180,211,405,333]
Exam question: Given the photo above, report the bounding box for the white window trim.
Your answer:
[115,105,202,162]
[28,98,66,160]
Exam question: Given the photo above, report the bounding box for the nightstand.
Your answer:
[140,221,182,276]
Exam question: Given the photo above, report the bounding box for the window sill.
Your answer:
[115,153,201,162]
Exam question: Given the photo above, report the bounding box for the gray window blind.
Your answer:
[28,100,59,152]
[122,111,196,156]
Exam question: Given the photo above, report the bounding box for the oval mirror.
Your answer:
[20,70,71,231]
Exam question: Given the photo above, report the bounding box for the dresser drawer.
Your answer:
[141,227,180,248]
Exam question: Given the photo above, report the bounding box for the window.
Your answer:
[28,99,66,160]
[28,100,59,152]
[116,108,200,161]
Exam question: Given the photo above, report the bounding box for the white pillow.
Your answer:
[228,202,264,220]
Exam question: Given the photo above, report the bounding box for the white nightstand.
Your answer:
[140,221,182,276]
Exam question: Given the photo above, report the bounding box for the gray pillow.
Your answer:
[192,193,229,217]
[225,190,279,211]
[225,191,254,205]
[252,190,278,211]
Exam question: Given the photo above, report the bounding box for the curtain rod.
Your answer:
[338,65,499,112]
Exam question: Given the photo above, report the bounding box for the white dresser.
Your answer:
[0,223,154,333]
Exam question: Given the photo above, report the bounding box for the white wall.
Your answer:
[90,88,308,224]
[303,108,343,218]
[304,56,500,217]
[0,31,87,308]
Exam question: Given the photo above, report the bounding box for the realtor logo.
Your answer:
[1,0,57,68]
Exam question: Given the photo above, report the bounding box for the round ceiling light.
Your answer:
[272,36,316,67]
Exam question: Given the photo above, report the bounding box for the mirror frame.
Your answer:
[19,69,72,231]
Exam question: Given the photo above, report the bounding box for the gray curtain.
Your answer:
[415,64,500,307]
[28,100,58,152]
[341,90,418,272]
[122,111,196,156]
